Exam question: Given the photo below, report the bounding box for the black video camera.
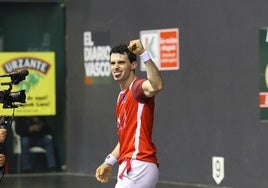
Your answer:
[0,69,28,108]
[0,70,28,177]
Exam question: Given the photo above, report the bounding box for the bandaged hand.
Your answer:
[95,163,112,183]
[128,39,145,55]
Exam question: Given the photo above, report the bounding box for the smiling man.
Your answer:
[95,39,163,188]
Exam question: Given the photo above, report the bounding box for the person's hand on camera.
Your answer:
[0,128,7,143]
[0,154,5,167]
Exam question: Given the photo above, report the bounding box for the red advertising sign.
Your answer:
[160,30,179,69]
[140,28,179,71]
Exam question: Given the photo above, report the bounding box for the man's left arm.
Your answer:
[142,59,163,97]
[128,39,163,97]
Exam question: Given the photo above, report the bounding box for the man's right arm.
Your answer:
[95,142,120,183]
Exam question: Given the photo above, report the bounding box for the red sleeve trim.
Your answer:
[131,78,150,103]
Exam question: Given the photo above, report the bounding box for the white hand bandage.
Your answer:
[139,51,151,63]
[104,153,117,166]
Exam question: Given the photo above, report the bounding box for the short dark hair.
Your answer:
[110,43,137,63]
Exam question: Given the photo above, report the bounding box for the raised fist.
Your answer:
[128,39,145,55]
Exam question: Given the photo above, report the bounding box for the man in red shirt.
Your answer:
[96,39,163,188]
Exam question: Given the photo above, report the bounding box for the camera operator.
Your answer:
[0,127,7,168]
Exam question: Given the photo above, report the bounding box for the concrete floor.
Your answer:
[0,172,220,188]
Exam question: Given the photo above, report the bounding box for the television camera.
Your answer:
[0,69,28,108]
[0,69,28,158]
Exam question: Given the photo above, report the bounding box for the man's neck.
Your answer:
[119,74,137,91]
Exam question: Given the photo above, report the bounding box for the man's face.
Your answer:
[110,52,136,81]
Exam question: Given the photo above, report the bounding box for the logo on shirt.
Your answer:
[117,109,127,131]
[121,94,126,103]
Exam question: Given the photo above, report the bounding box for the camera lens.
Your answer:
[9,90,26,103]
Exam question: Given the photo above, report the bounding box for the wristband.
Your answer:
[139,51,151,63]
[104,154,117,166]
